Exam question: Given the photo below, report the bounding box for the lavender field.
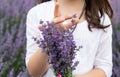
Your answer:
[0,0,120,77]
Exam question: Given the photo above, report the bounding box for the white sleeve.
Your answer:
[94,14,113,77]
[25,7,42,67]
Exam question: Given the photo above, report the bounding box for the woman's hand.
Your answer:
[38,2,80,30]
[52,2,80,30]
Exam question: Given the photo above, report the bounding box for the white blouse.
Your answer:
[25,0,113,77]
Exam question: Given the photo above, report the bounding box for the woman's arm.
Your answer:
[26,7,49,76]
[27,48,49,77]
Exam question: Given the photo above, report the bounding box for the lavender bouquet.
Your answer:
[33,19,79,77]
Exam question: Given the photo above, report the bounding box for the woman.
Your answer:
[25,0,113,77]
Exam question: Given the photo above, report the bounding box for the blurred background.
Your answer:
[0,0,120,77]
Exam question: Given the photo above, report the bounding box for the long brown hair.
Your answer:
[36,0,113,31]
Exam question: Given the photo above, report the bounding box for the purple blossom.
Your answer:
[33,19,79,77]
[0,0,34,76]
[8,69,14,77]
[0,0,120,77]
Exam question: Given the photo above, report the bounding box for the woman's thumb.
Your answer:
[54,2,61,18]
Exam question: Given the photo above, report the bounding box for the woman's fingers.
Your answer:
[52,16,65,24]
[38,19,80,31]
[54,2,60,18]
[38,24,42,28]
[52,15,72,24]
[38,24,45,30]
[65,14,73,20]
[61,18,80,30]
[52,2,80,31]
[52,15,79,30]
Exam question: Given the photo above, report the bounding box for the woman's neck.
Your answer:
[56,0,85,17]
[55,0,86,23]
[57,0,84,7]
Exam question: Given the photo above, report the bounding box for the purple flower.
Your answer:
[0,0,34,76]
[33,20,79,77]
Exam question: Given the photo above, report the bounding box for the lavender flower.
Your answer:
[0,0,120,77]
[33,19,79,77]
[0,0,34,76]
